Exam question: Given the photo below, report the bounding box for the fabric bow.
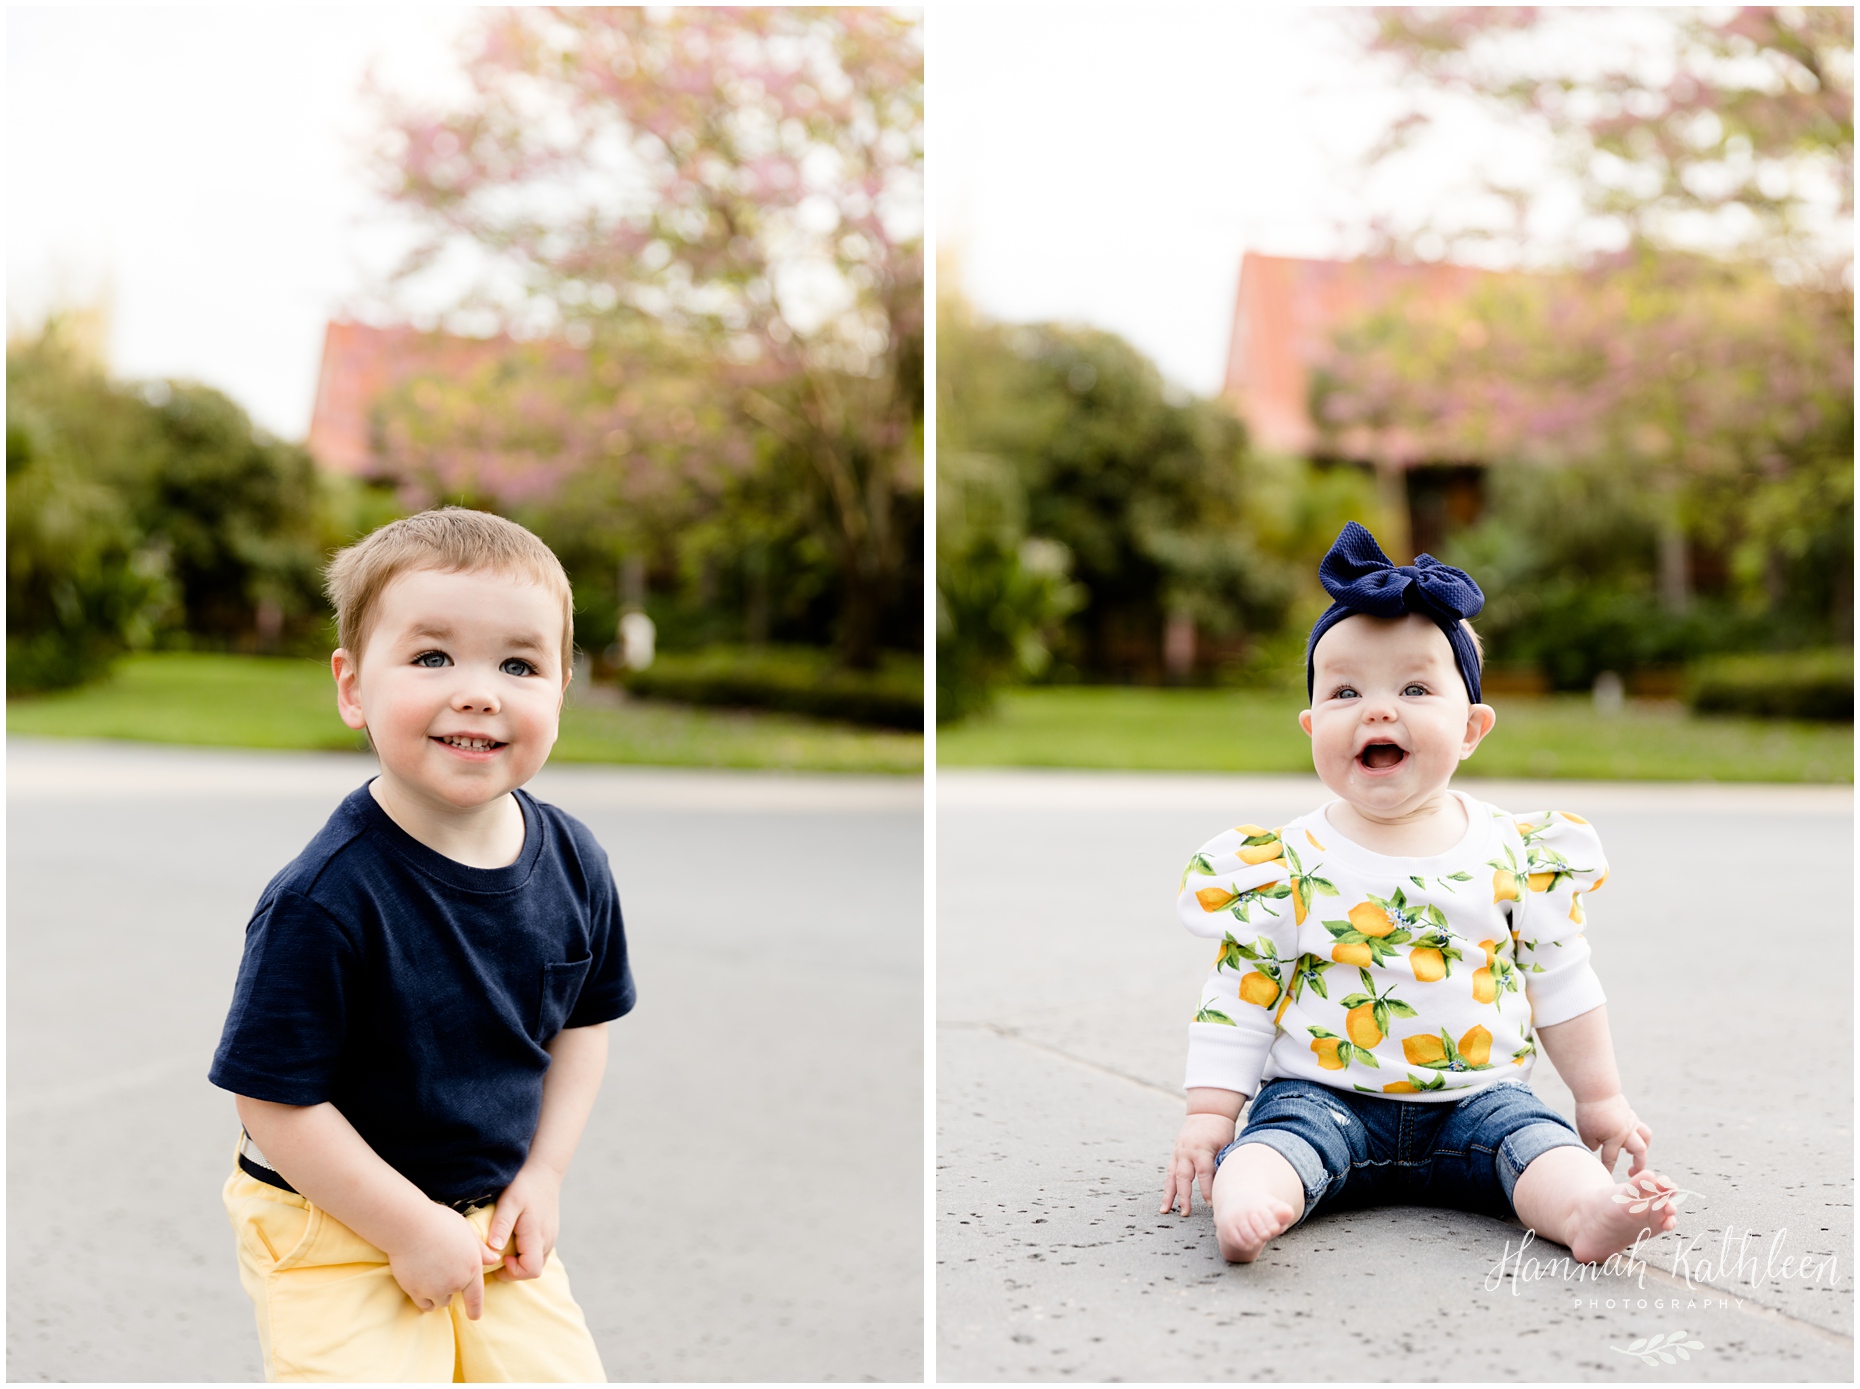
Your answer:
[1305,521,1486,702]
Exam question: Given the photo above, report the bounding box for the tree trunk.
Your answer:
[1374,459,1412,560]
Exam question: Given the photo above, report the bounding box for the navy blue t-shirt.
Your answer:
[209,782,635,1204]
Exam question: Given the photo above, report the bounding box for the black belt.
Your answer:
[239,1133,498,1215]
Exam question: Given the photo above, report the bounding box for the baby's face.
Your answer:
[1300,613,1495,821]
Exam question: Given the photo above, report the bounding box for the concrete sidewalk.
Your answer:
[937,770,1853,1382]
[7,738,924,1383]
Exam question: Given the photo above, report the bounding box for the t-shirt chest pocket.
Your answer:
[535,958,593,1042]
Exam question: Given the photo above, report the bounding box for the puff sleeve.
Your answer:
[1509,810,1609,1028]
[1177,824,1300,1096]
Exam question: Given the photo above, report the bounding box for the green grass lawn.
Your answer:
[936,686,1852,783]
[7,652,923,775]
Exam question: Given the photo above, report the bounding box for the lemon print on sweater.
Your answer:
[1322,885,1441,966]
[1281,842,1340,926]
[1338,967,1419,1048]
[1401,1025,1495,1071]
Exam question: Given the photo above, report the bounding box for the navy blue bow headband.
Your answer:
[1305,521,1486,703]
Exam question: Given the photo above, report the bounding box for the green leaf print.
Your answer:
[1194,1006,1236,1026]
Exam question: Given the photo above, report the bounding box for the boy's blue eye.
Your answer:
[414,651,450,668]
[501,658,537,677]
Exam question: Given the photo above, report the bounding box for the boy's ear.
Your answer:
[1298,709,1315,737]
[332,649,368,731]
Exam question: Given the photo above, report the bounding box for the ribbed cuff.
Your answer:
[1185,1022,1271,1096]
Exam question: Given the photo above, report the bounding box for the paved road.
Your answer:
[7,738,924,1383]
[937,770,1854,1382]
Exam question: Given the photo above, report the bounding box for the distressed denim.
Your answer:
[1215,1076,1586,1228]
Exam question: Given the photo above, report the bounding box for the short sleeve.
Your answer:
[208,889,360,1105]
[1178,824,1299,1096]
[1510,810,1609,1027]
[563,841,636,1028]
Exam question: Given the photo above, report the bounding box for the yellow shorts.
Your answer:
[223,1166,608,1383]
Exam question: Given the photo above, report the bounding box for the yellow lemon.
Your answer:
[1559,811,1589,825]
[1591,869,1608,893]
[1409,947,1446,983]
[1402,1033,1446,1066]
[1311,1037,1346,1070]
[1345,1003,1383,1049]
[1305,830,1326,851]
[1477,939,1499,968]
[1238,971,1281,1008]
[1527,871,1556,893]
[1347,902,1395,938]
[1492,871,1520,903]
[1331,942,1374,967]
[1291,884,1308,926]
[1569,894,1585,925]
[1238,840,1285,866]
[1234,824,1270,837]
[1472,967,1498,1004]
[1195,886,1238,913]
[1383,1081,1418,1093]
[1459,1025,1493,1067]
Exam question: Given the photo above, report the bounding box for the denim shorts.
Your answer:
[1215,1077,1586,1228]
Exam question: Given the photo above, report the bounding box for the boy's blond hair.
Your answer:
[325,507,575,675]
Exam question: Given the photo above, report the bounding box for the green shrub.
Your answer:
[1685,649,1853,721]
[620,645,923,730]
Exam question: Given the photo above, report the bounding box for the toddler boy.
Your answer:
[1162,521,1678,1265]
[210,507,633,1381]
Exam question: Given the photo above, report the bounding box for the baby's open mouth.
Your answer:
[1359,741,1406,770]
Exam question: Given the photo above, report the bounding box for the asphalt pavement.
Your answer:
[936,770,1854,1382]
[6,737,924,1383]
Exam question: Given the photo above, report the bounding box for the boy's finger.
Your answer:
[487,1209,516,1252]
[463,1266,485,1321]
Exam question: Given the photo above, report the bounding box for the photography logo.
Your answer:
[1610,1332,1704,1367]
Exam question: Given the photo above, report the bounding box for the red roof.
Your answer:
[306,321,583,475]
[1221,253,1490,463]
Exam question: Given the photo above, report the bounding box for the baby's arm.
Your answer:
[1534,1004,1654,1176]
[236,1095,498,1317]
[486,1022,610,1281]
[1162,1087,1246,1216]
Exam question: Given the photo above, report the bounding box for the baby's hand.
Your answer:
[385,1205,492,1319]
[1162,1113,1238,1216]
[1575,1093,1653,1177]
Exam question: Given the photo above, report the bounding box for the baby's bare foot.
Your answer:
[1214,1194,1296,1263]
[1564,1170,1680,1265]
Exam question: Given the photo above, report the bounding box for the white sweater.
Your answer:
[1179,791,1608,1101]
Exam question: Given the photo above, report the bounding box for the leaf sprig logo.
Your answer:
[1613,1170,1695,1215]
[1611,1331,1704,1366]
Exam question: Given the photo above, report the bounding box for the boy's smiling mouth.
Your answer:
[434,734,506,753]
[1358,741,1407,771]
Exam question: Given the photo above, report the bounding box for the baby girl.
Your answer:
[1162,521,1678,1265]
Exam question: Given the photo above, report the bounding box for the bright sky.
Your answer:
[7,6,476,440]
[936,7,1517,395]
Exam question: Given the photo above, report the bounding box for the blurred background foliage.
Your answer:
[10,10,925,760]
[937,6,1852,768]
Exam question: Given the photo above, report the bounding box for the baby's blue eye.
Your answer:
[501,657,537,677]
[414,651,450,668]
[1335,686,1359,700]
[1403,684,1428,697]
